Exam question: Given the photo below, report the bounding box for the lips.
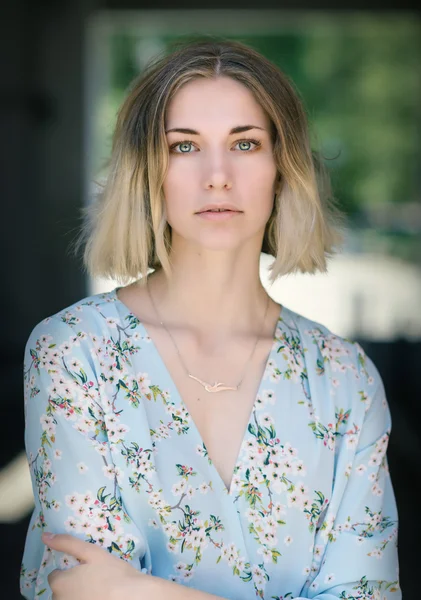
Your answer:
[202,209,236,213]
[198,209,241,214]
[196,203,242,213]
[196,209,242,221]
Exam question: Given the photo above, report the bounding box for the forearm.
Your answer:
[134,573,227,600]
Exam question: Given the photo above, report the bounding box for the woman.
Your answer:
[20,39,401,599]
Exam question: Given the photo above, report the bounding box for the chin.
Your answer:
[195,229,265,252]
[169,218,268,251]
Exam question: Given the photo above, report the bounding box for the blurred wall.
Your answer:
[1,0,92,593]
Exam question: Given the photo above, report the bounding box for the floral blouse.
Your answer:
[20,287,401,599]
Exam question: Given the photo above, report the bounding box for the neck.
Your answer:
[142,253,272,345]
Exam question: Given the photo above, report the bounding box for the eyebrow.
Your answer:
[165,125,266,135]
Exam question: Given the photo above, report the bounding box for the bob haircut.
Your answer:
[72,37,346,286]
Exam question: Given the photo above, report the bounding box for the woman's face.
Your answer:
[163,75,279,252]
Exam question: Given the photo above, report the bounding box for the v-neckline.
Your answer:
[110,287,284,496]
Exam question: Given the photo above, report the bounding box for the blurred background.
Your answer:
[2,0,420,597]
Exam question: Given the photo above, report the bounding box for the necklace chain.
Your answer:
[145,277,270,393]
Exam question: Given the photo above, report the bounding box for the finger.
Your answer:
[42,532,107,563]
[47,568,63,590]
[48,564,80,596]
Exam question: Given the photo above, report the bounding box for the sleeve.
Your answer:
[20,316,151,600]
[297,344,401,599]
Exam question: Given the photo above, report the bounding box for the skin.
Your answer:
[151,74,282,348]
[42,76,282,599]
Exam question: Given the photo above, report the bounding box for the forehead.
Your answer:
[165,76,270,129]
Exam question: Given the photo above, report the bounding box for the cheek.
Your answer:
[162,165,195,225]
[237,160,277,203]
[162,160,197,200]
[162,163,179,196]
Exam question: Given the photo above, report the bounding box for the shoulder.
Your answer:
[281,305,382,413]
[281,304,368,375]
[24,288,121,355]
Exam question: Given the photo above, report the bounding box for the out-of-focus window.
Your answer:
[85,11,421,341]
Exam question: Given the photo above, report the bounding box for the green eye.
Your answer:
[234,139,261,152]
[178,142,193,153]
[238,141,252,151]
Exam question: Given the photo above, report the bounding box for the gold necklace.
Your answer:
[146,277,270,393]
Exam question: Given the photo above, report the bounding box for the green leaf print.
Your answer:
[97,486,110,504]
[271,549,282,563]
[315,357,325,375]
[248,423,257,437]
[36,588,47,596]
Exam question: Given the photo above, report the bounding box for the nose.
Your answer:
[203,152,233,191]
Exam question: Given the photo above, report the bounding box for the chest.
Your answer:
[145,327,275,491]
[182,368,267,491]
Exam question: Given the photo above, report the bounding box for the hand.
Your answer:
[41,531,146,600]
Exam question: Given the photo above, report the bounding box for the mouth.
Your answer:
[196,208,243,214]
[198,209,239,213]
[195,209,243,220]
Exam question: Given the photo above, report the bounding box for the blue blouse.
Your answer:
[20,288,401,599]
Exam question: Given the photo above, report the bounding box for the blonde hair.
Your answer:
[71,37,346,286]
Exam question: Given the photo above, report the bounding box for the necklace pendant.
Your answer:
[188,374,238,393]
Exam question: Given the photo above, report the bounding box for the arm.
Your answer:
[296,347,401,599]
[20,317,150,598]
